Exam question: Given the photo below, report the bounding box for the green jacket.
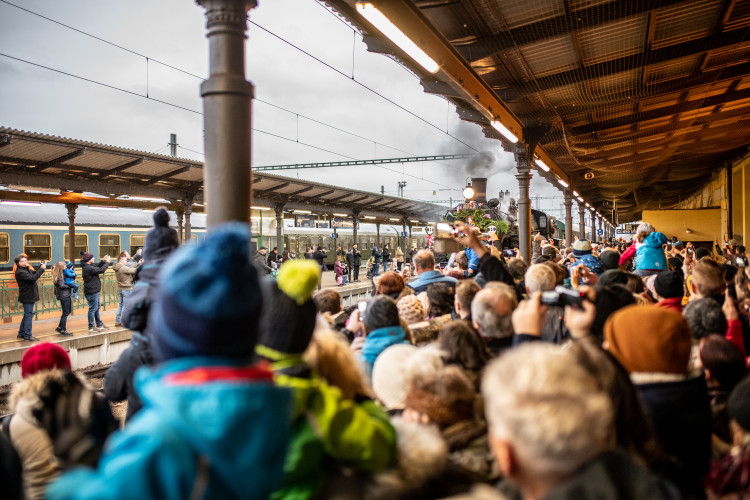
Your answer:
[262,350,397,500]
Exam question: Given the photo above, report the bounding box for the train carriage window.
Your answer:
[0,233,8,263]
[99,234,120,259]
[129,234,145,255]
[64,234,89,261]
[23,233,51,261]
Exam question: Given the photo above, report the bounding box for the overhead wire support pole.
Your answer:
[254,154,476,171]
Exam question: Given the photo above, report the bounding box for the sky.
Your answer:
[0,0,564,214]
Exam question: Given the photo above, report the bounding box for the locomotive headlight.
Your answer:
[463,181,475,200]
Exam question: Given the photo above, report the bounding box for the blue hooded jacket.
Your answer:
[360,326,410,378]
[48,357,292,500]
[636,232,668,271]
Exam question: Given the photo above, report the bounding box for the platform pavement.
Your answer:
[0,270,371,350]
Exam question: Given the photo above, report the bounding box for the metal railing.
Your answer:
[1,273,121,321]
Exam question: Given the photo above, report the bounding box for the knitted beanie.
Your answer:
[604,305,692,374]
[258,259,321,355]
[397,294,425,325]
[80,251,94,263]
[143,208,179,262]
[21,343,71,378]
[654,271,684,299]
[728,375,750,432]
[372,343,418,410]
[65,260,74,269]
[149,223,263,361]
[573,239,592,257]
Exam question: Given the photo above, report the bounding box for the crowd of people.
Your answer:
[4,216,750,499]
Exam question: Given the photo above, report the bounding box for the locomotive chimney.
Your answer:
[471,177,487,203]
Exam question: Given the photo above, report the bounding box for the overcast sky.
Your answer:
[0,0,562,212]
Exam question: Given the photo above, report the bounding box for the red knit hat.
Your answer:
[21,343,71,378]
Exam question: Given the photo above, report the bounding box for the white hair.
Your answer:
[524,264,556,294]
[482,343,613,480]
[471,287,515,339]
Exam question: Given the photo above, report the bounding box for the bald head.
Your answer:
[413,250,436,275]
[472,287,516,339]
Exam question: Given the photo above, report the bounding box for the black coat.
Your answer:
[382,248,390,262]
[352,249,362,267]
[637,375,711,499]
[54,272,71,300]
[15,265,45,304]
[103,331,152,422]
[82,260,110,295]
[313,250,327,268]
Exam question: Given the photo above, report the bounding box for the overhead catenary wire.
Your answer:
[0,0,474,160]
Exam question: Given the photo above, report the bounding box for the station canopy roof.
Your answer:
[0,127,443,223]
[326,0,750,221]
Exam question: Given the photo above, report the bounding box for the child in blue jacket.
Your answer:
[63,261,79,299]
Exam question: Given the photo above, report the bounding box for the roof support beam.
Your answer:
[31,148,86,172]
[502,29,749,101]
[456,0,687,63]
[0,170,195,201]
[97,157,145,180]
[570,86,750,135]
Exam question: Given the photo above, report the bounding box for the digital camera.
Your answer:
[540,286,584,308]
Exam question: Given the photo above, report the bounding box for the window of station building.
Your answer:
[63,234,89,261]
[23,233,51,261]
[129,234,145,256]
[99,234,120,259]
[0,233,8,264]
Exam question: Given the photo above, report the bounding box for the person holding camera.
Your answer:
[14,254,46,341]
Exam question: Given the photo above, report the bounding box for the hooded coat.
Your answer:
[49,358,293,500]
[635,232,668,272]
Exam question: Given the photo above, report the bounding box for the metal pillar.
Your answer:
[185,199,193,241]
[274,203,284,252]
[65,203,76,263]
[578,203,585,241]
[330,214,337,253]
[563,189,573,248]
[176,208,184,244]
[514,144,532,262]
[590,210,596,243]
[401,218,408,262]
[197,0,257,227]
[352,210,359,248]
[376,223,381,248]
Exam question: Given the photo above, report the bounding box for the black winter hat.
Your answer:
[599,250,620,271]
[143,208,179,262]
[728,375,750,432]
[654,271,684,299]
[258,260,321,355]
[598,269,628,287]
[695,247,711,260]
